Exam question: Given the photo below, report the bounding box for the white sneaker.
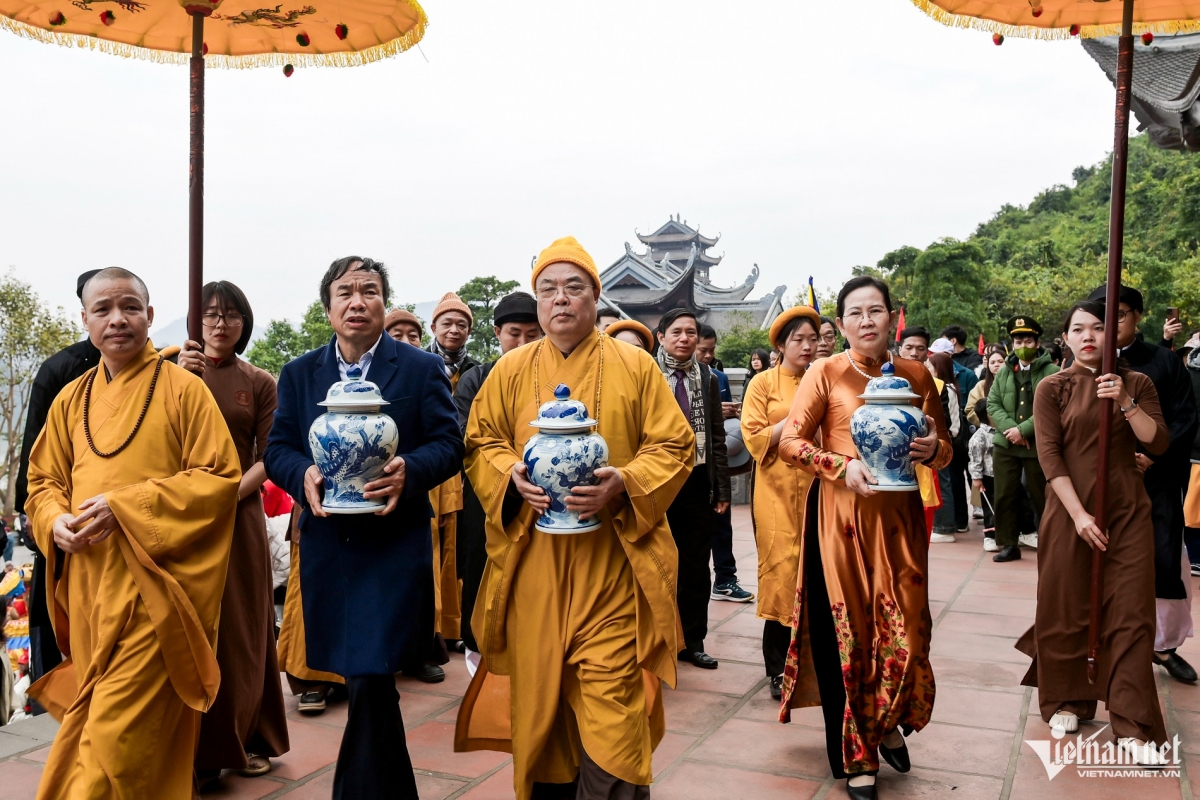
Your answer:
[1049,710,1078,734]
[1018,532,1038,549]
[1117,738,1164,766]
[930,533,956,543]
[983,537,999,552]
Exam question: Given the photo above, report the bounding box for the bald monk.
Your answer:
[25,267,241,798]
[455,237,694,799]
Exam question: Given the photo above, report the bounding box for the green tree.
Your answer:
[457,276,520,361]
[246,300,334,376]
[0,276,79,513]
[716,312,772,369]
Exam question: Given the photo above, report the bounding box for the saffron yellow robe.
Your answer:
[276,507,343,691]
[741,365,814,625]
[429,473,463,640]
[454,331,693,799]
[25,341,240,799]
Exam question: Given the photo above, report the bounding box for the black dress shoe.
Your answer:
[769,675,783,700]
[880,735,911,773]
[403,663,446,683]
[992,545,1021,562]
[1155,652,1199,683]
[297,689,327,715]
[678,649,719,669]
[845,778,877,800]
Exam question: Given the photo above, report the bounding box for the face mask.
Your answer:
[1014,347,1037,362]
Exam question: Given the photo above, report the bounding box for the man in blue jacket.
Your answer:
[266,256,463,799]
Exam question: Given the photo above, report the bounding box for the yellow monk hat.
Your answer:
[769,305,822,349]
[532,236,600,291]
[605,319,654,352]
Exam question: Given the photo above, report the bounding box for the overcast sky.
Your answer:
[1,0,1116,330]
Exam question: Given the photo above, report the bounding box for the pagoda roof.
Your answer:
[1083,33,1200,151]
[636,217,720,249]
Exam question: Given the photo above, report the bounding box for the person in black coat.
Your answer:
[1090,285,1200,683]
[656,308,731,670]
[16,270,102,687]
[265,257,462,800]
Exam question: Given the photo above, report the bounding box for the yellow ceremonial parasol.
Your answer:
[1,0,427,337]
[909,0,1200,684]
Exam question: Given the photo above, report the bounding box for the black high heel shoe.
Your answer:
[845,776,877,800]
[879,731,911,773]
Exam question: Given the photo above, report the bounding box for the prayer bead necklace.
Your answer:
[82,356,165,459]
[844,349,892,381]
[532,334,605,424]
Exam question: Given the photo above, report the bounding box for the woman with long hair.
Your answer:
[966,344,1007,427]
[1017,300,1168,763]
[740,306,821,700]
[748,348,771,377]
[777,277,952,799]
[179,282,290,782]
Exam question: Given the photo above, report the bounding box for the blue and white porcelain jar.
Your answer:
[849,362,928,491]
[308,380,400,514]
[522,384,609,534]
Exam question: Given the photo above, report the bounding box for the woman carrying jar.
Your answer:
[740,305,821,701]
[776,276,951,800]
[179,282,290,783]
[1016,299,1169,763]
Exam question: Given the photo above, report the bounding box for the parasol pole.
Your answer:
[1089,0,1135,685]
[187,11,205,342]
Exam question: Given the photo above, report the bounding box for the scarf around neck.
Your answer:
[429,338,468,377]
[657,348,707,464]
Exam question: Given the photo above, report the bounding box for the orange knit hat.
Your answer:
[431,292,473,327]
[531,236,600,291]
[385,307,424,335]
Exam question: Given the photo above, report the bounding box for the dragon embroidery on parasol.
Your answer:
[212,4,316,27]
[70,0,146,11]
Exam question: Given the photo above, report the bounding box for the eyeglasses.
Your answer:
[841,308,889,322]
[201,312,244,328]
[536,282,594,300]
[819,332,837,343]
[1114,309,1129,322]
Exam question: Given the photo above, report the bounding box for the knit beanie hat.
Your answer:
[385,308,424,335]
[531,236,600,291]
[493,291,539,326]
[431,292,473,327]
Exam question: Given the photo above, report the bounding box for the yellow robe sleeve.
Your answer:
[464,372,524,543]
[741,370,779,468]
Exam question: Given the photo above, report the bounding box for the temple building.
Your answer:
[598,215,787,333]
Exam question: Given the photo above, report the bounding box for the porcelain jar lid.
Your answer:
[318,380,391,408]
[857,362,921,403]
[529,384,598,431]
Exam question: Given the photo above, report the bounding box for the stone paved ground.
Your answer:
[3,505,1199,799]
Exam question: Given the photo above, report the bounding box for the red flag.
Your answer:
[895,307,906,342]
[978,333,986,353]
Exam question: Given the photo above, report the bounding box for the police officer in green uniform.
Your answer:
[986,316,1060,562]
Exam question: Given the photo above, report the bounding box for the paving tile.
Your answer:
[662,688,739,735]
[0,759,43,797]
[711,611,765,638]
[708,600,742,622]
[930,631,1029,664]
[905,721,1013,777]
[674,660,766,696]
[704,631,765,665]
[959,579,1038,599]
[266,718,343,781]
[653,760,823,800]
[274,769,334,799]
[972,563,1040,585]
[400,690,462,727]
[928,601,947,619]
[1008,752,1182,799]
[949,594,1037,617]
[21,745,52,764]
[457,763,515,799]
[929,685,1025,732]
[1168,679,1200,713]
[736,683,825,727]
[435,698,464,723]
[405,721,510,778]
[930,655,1029,694]
[202,774,289,799]
[1172,709,1200,755]
[822,765,1005,799]
[414,772,471,799]
[396,654,474,698]
[935,610,1035,639]
[652,731,697,777]
[688,717,831,781]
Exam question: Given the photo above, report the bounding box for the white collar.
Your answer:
[336,333,382,380]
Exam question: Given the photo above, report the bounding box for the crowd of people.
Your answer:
[6,246,1200,799]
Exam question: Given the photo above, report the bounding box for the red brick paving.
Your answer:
[1,506,1195,799]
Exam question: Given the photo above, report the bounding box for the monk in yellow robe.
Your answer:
[455,237,694,799]
[25,268,241,799]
